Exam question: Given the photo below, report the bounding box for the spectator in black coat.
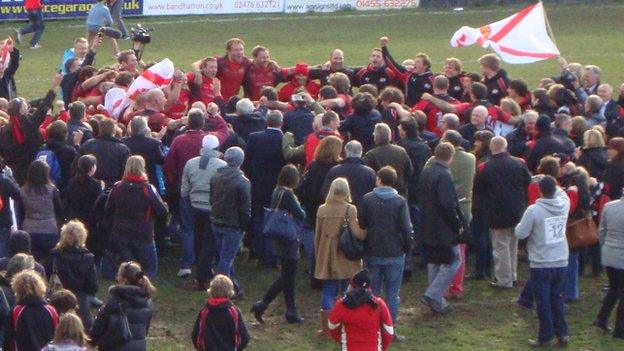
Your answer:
[605,137,624,199]
[527,114,566,173]
[473,136,531,289]
[65,101,94,146]
[458,105,493,150]
[283,95,314,145]
[6,269,58,351]
[419,142,465,314]
[123,116,165,186]
[0,82,58,185]
[40,120,78,195]
[0,47,19,100]
[192,275,250,351]
[396,117,432,206]
[552,114,576,156]
[597,83,621,126]
[0,157,20,258]
[245,111,285,268]
[225,98,266,144]
[0,232,46,279]
[106,156,168,278]
[577,129,608,180]
[321,140,375,211]
[91,261,155,351]
[82,118,130,188]
[506,112,538,159]
[338,92,382,153]
[49,220,98,330]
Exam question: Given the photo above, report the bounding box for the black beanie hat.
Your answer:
[536,114,552,134]
[8,230,31,257]
[350,269,371,289]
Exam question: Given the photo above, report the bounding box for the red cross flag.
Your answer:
[0,37,13,68]
[450,2,560,64]
[106,58,174,118]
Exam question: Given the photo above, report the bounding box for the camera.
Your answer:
[130,24,153,45]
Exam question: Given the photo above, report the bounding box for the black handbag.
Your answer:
[338,204,365,260]
[263,190,299,243]
[108,302,133,346]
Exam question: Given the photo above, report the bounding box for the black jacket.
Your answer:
[396,137,432,205]
[363,143,413,197]
[60,50,95,106]
[106,179,168,243]
[419,161,464,251]
[122,135,165,186]
[50,247,98,296]
[191,298,250,351]
[225,112,266,144]
[82,136,130,187]
[66,119,94,146]
[298,160,337,227]
[245,129,285,213]
[458,124,492,151]
[359,189,413,258]
[577,147,608,180]
[283,107,314,145]
[483,69,511,105]
[552,128,576,156]
[91,285,153,351]
[65,175,102,232]
[604,161,624,200]
[506,124,532,158]
[210,166,251,229]
[0,48,19,100]
[338,110,382,153]
[527,132,566,173]
[473,152,531,228]
[269,186,306,260]
[321,157,376,211]
[0,172,20,228]
[40,139,78,194]
[6,295,57,351]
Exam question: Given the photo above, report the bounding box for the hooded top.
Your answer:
[515,187,570,268]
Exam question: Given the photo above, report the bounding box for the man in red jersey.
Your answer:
[15,0,44,49]
[412,75,458,137]
[187,57,224,108]
[277,63,320,103]
[243,46,285,101]
[355,48,398,92]
[117,50,140,78]
[216,38,252,100]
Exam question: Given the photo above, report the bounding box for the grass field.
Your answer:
[3,2,624,350]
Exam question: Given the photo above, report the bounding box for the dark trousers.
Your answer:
[579,242,602,276]
[261,258,298,310]
[471,210,492,276]
[194,208,216,286]
[531,267,568,342]
[596,266,624,336]
[20,9,44,46]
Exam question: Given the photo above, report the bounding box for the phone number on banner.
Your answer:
[142,0,283,16]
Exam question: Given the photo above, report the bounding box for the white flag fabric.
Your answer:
[107,58,175,118]
[0,37,13,68]
[450,2,559,64]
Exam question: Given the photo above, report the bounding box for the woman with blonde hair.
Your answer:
[41,312,89,351]
[7,269,59,351]
[314,177,366,337]
[50,220,98,330]
[577,128,608,179]
[500,97,522,126]
[91,261,155,351]
[106,155,168,278]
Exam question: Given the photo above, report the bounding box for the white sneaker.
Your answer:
[14,30,22,44]
[29,44,41,50]
[177,268,192,278]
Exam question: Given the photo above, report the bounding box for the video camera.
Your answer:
[130,24,153,45]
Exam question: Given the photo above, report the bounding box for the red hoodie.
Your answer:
[25,0,42,10]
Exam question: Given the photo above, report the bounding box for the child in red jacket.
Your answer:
[328,270,394,351]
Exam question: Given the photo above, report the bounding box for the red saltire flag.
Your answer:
[106,58,174,118]
[450,2,560,64]
[0,37,13,68]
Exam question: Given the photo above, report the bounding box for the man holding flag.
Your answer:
[0,38,19,100]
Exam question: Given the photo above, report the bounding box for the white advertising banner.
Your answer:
[143,0,284,16]
[284,0,418,13]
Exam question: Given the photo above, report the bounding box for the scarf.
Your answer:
[9,114,25,144]
[124,174,147,182]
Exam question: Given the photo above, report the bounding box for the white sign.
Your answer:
[544,215,567,245]
[284,0,418,13]
[143,0,284,16]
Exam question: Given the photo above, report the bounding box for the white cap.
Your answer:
[202,135,219,150]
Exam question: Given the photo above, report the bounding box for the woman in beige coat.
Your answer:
[314,177,366,336]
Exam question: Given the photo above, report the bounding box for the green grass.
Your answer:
[4,3,624,349]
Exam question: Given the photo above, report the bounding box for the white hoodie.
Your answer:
[515,187,570,268]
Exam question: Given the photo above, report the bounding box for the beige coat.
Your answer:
[314,196,367,280]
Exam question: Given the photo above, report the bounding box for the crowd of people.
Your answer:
[0,22,623,349]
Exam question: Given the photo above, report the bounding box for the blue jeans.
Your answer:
[563,250,579,301]
[531,267,568,342]
[114,240,158,279]
[213,225,243,293]
[471,210,492,276]
[320,279,349,310]
[108,0,128,37]
[518,277,535,309]
[20,10,44,46]
[365,255,405,323]
[425,245,462,308]
[179,197,195,269]
[0,227,11,259]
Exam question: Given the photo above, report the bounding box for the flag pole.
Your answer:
[541,1,559,55]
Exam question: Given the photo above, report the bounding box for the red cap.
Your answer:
[294,63,309,77]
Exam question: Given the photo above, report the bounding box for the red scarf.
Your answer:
[9,115,25,144]
[124,174,147,182]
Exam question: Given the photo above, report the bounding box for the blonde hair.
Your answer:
[576,166,591,188]
[56,220,88,250]
[53,313,89,346]
[444,57,462,73]
[117,261,156,296]
[328,72,350,94]
[325,177,351,203]
[11,269,47,302]
[479,53,501,71]
[500,97,521,117]
[583,129,605,148]
[124,155,147,179]
[208,274,234,298]
[314,135,343,164]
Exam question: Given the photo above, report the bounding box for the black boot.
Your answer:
[285,308,304,324]
[251,301,267,324]
[613,292,624,339]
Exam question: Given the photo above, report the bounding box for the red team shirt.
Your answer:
[217,56,252,100]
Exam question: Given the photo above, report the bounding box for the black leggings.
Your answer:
[261,258,298,309]
[596,266,624,336]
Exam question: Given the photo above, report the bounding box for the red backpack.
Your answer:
[193,303,241,351]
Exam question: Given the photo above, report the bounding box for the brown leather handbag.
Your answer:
[566,216,599,249]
